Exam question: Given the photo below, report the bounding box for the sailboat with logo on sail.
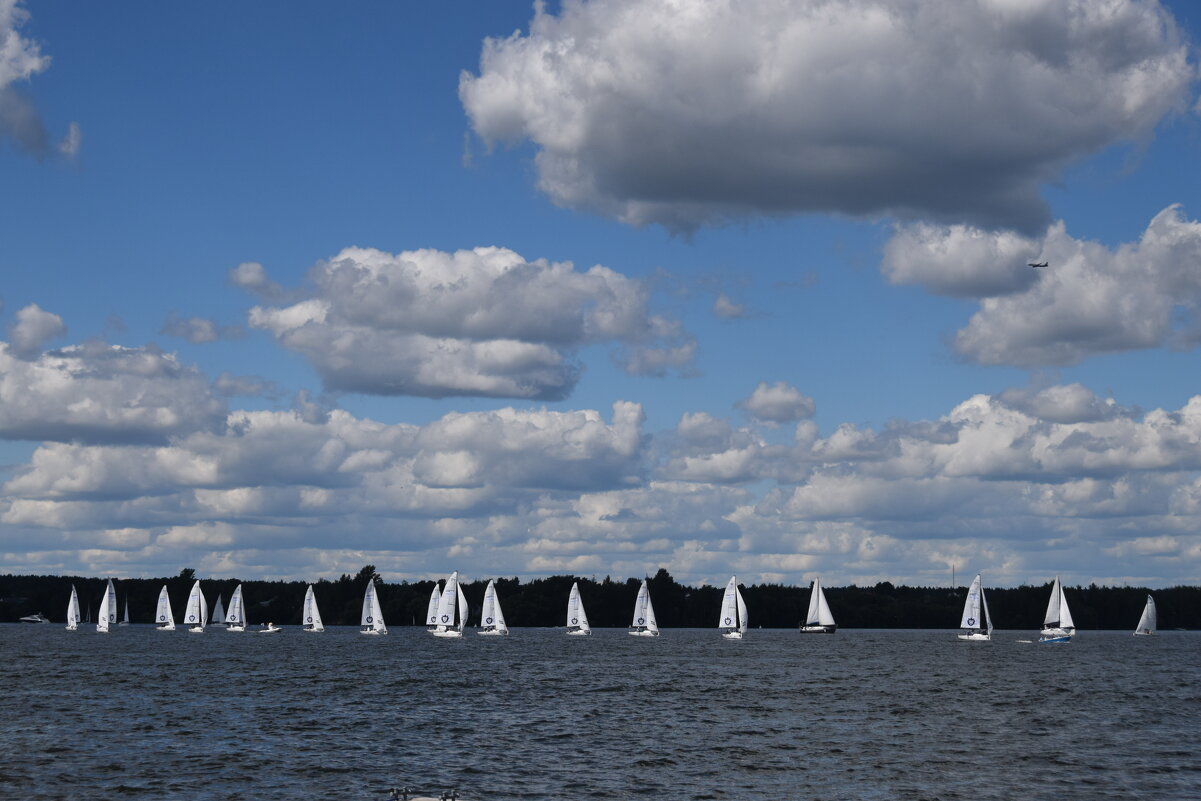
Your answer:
[225,584,246,632]
[65,585,81,631]
[628,578,660,637]
[425,583,442,631]
[957,573,993,641]
[1039,576,1075,643]
[719,575,748,640]
[1133,594,1156,637]
[184,580,208,633]
[477,579,509,636]
[359,580,387,635]
[566,582,591,636]
[302,584,324,632]
[799,578,837,633]
[430,571,468,638]
[155,585,175,630]
[96,579,118,634]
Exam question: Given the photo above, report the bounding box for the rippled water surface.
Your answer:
[2,625,1198,800]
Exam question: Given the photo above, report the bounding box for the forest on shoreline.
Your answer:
[2,567,1197,630]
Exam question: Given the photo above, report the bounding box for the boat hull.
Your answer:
[628,629,659,637]
[1133,630,1155,636]
[721,630,744,640]
[957,632,991,641]
[476,629,508,636]
[155,625,174,631]
[430,629,462,638]
[359,629,387,636]
[1038,635,1071,643]
[188,626,205,633]
[226,625,245,632]
[799,625,837,634]
[566,629,591,636]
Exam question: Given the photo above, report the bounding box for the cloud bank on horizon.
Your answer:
[3,0,1201,590]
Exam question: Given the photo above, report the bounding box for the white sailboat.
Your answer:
[65,585,80,631]
[628,578,660,637]
[1039,575,1075,643]
[302,584,324,632]
[184,579,208,633]
[359,581,387,635]
[566,581,591,636]
[430,571,468,638]
[957,573,993,641]
[212,595,226,626]
[800,578,837,633]
[719,575,748,639]
[225,584,246,632]
[96,579,117,634]
[119,596,130,626]
[425,583,442,631]
[477,579,509,636]
[1133,594,1156,636]
[155,584,175,631]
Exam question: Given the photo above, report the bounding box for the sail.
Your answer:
[631,579,650,629]
[97,579,117,633]
[1135,595,1156,634]
[184,580,206,629]
[568,582,590,633]
[122,598,130,624]
[426,584,442,626]
[982,583,993,634]
[736,587,748,635]
[1057,581,1075,630]
[212,595,226,625]
[456,581,469,632]
[960,574,984,630]
[437,572,460,630]
[492,583,507,633]
[719,576,739,631]
[481,580,507,631]
[226,585,245,627]
[303,585,324,631]
[155,584,175,629]
[645,587,659,634]
[806,578,836,627]
[1043,576,1062,626]
[66,586,80,630]
[361,581,386,632]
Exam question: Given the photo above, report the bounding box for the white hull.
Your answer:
[226,625,246,632]
[303,627,324,633]
[258,626,281,634]
[566,629,591,636]
[431,629,463,638]
[957,632,991,641]
[188,626,205,633]
[156,626,174,631]
[628,629,659,637]
[359,629,386,636]
[1133,630,1155,637]
[1039,634,1072,643]
[721,630,744,640]
[476,629,508,636]
[1040,627,1073,638]
[799,625,836,633]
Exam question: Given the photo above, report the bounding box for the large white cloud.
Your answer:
[247,246,691,399]
[460,0,1194,232]
[886,205,1201,365]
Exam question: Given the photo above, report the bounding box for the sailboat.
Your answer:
[719,575,748,640]
[957,573,993,641]
[425,583,442,631]
[119,596,130,626]
[477,579,509,636]
[1133,594,1156,636]
[359,580,387,635]
[302,584,324,632]
[1039,575,1075,643]
[96,579,117,634]
[225,584,246,632]
[65,585,81,631]
[430,571,468,638]
[184,579,208,633]
[799,578,837,633]
[566,581,591,636]
[155,585,175,630]
[628,578,660,637]
[212,595,226,627]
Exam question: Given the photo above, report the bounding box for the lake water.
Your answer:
[1,625,1198,800]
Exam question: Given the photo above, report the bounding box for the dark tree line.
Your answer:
[1,567,1196,630]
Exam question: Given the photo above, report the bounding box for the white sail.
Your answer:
[630,579,650,630]
[96,579,117,633]
[960,574,984,630]
[457,581,469,633]
[645,587,659,635]
[479,579,508,634]
[437,572,459,630]
[425,583,442,627]
[303,584,324,632]
[736,587,748,635]
[155,584,175,630]
[802,578,836,631]
[66,585,80,631]
[1043,576,1061,626]
[1058,582,1075,630]
[360,581,387,634]
[121,597,130,625]
[184,580,207,631]
[982,583,993,634]
[567,582,591,634]
[719,576,739,632]
[1134,594,1156,635]
[212,595,226,625]
[226,584,246,630]
[1042,576,1075,631]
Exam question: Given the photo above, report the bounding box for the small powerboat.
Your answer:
[19,612,50,624]
[258,622,281,634]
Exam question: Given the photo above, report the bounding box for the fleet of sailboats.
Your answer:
[566,581,591,636]
[65,585,80,631]
[225,585,246,632]
[155,584,175,630]
[96,579,117,634]
[628,578,659,637]
[1039,575,1075,643]
[1133,594,1156,636]
[184,580,208,633]
[303,585,324,632]
[800,578,837,633]
[957,573,993,641]
[477,579,509,636]
[359,581,387,635]
[719,575,748,639]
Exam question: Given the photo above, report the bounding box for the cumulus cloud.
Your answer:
[249,246,692,399]
[460,0,1194,232]
[737,381,816,425]
[0,339,227,444]
[887,205,1201,366]
[0,1,78,159]
[6,303,64,357]
[160,313,245,344]
[229,261,289,303]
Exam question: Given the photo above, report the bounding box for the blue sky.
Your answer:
[3,0,1201,588]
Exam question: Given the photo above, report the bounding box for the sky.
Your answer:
[3,0,1201,589]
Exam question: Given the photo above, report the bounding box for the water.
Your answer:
[2,626,1198,800]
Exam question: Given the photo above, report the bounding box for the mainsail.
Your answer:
[96,579,117,633]
[629,578,659,636]
[360,581,387,634]
[303,584,324,632]
[958,573,993,639]
[801,578,837,632]
[1134,594,1156,636]
[155,584,175,630]
[66,585,80,631]
[479,579,508,634]
[226,584,246,631]
[184,580,207,631]
[567,582,591,635]
[426,583,442,628]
